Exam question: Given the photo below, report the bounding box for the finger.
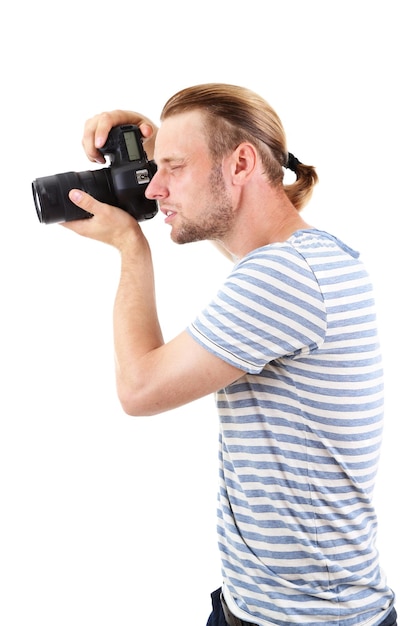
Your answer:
[139,123,158,161]
[62,190,102,236]
[82,115,108,164]
[139,122,154,139]
[68,189,97,215]
[94,112,118,149]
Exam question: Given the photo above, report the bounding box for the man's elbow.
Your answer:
[117,383,163,417]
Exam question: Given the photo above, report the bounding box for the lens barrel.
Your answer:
[32,169,117,224]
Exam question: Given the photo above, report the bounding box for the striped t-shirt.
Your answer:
[188,230,395,626]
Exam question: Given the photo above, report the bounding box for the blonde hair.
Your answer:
[161,83,318,211]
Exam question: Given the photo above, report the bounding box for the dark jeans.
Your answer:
[206,588,232,626]
[206,587,397,626]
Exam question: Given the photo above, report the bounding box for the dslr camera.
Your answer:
[32,124,158,224]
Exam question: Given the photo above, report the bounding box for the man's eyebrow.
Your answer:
[156,154,187,165]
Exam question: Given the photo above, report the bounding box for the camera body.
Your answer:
[32,124,158,224]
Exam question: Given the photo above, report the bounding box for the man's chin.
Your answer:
[170,229,185,245]
[169,224,192,245]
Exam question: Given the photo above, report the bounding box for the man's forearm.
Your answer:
[113,234,164,403]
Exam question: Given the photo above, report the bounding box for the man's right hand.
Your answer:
[82,110,159,164]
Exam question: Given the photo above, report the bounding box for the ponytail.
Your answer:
[284,153,319,211]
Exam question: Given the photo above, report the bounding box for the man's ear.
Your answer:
[230,142,257,183]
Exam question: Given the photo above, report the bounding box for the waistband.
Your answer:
[220,592,258,626]
[220,592,396,626]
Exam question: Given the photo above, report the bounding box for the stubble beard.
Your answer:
[172,165,234,245]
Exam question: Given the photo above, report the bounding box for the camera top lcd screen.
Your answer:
[124,130,141,161]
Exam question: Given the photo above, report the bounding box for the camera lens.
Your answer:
[32,184,44,223]
[32,169,115,224]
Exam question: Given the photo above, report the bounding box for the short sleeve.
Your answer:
[187,245,327,373]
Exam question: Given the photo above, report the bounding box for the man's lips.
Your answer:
[161,208,177,223]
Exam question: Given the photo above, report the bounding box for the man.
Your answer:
[64,84,396,625]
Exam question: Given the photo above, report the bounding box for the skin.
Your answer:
[63,109,311,416]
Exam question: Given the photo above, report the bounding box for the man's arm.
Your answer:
[63,191,243,416]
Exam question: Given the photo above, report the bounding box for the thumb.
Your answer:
[68,189,97,214]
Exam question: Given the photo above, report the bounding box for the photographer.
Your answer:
[63,84,397,626]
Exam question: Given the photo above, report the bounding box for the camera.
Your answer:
[32,124,158,224]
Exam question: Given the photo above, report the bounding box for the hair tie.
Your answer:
[286,153,301,172]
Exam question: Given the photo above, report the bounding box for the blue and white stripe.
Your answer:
[188,230,394,626]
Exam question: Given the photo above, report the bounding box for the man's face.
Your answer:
[145,110,234,244]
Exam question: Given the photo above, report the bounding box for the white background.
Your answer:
[0,1,414,624]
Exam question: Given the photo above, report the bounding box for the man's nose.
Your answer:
[145,171,165,200]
